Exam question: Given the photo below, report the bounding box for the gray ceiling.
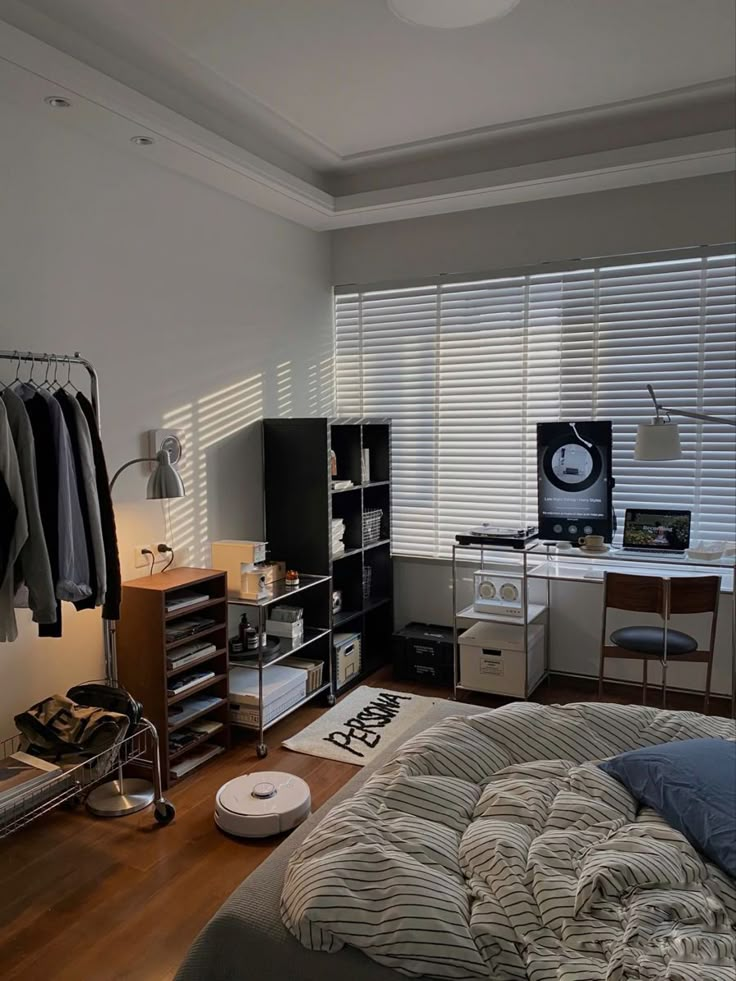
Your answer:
[2,0,735,192]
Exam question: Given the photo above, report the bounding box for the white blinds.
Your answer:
[335,251,736,558]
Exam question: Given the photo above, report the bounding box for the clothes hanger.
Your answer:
[63,355,79,394]
[48,354,61,392]
[40,353,53,390]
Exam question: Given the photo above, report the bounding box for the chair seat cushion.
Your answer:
[610,625,698,656]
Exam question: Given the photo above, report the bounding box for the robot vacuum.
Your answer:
[215,772,311,838]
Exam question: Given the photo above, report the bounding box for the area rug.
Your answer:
[282,686,439,766]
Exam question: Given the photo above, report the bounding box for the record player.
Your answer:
[455,523,538,549]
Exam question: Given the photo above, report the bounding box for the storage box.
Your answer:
[334,631,361,690]
[266,618,304,646]
[393,622,453,687]
[459,620,544,698]
[228,664,307,728]
[211,540,269,594]
[281,655,324,693]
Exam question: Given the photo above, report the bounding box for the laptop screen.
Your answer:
[623,509,692,551]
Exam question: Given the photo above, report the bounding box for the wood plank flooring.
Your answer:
[0,667,729,981]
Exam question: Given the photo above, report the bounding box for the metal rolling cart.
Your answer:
[228,574,335,758]
[451,538,551,701]
[0,718,173,839]
[0,349,175,830]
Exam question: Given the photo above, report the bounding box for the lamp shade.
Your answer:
[635,419,682,461]
[146,449,185,499]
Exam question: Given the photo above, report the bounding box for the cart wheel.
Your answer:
[154,800,176,826]
[326,692,336,707]
[256,744,268,759]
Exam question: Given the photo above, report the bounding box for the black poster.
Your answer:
[536,421,614,542]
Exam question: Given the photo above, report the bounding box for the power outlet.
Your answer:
[134,545,156,570]
[134,543,174,569]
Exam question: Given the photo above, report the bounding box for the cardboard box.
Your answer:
[266,618,304,646]
[459,620,544,698]
[212,540,268,594]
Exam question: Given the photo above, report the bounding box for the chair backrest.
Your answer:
[669,575,721,616]
[604,572,721,619]
[604,573,666,615]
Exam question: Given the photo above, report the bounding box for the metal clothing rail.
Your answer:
[0,349,100,422]
[0,348,174,824]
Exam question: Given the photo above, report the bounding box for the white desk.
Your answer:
[452,540,735,715]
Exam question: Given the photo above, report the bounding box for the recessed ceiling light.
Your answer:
[388,0,520,28]
[44,96,71,108]
[131,136,155,146]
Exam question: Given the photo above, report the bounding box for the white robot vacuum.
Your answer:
[215,772,311,838]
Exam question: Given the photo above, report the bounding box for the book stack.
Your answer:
[331,518,346,557]
[332,479,354,491]
[166,639,217,672]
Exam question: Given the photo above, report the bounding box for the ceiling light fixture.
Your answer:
[388,0,520,28]
[131,135,155,146]
[44,96,71,108]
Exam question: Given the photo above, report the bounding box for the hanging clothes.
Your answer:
[1,388,56,625]
[0,473,17,587]
[0,399,28,642]
[76,393,121,621]
[16,384,92,604]
[54,390,105,610]
[21,393,62,637]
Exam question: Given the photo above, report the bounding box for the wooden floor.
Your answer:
[0,667,728,981]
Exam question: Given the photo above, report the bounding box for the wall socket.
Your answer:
[133,543,172,569]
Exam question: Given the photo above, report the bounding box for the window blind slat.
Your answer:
[336,253,736,557]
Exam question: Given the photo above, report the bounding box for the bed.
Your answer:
[177,700,735,981]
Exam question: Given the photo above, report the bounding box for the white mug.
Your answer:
[579,534,604,549]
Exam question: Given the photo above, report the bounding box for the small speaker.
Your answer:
[473,568,525,618]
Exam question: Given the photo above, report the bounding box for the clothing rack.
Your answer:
[0,348,174,824]
[0,348,113,678]
[0,350,100,422]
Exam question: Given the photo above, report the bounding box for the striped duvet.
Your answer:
[281,701,736,979]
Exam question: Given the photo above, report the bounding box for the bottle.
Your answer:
[240,614,258,651]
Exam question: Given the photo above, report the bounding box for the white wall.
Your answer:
[0,94,332,727]
[332,172,736,285]
[332,173,736,698]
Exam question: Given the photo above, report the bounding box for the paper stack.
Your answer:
[331,518,346,557]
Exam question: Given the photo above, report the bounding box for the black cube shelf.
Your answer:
[263,418,393,691]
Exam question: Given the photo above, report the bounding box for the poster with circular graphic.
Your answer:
[537,421,614,542]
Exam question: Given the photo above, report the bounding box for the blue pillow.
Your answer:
[599,738,736,877]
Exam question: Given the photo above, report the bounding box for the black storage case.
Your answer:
[393,622,454,686]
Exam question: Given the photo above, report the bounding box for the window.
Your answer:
[335,251,736,558]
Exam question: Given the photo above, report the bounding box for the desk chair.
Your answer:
[598,572,720,711]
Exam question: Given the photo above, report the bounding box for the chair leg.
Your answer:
[598,654,605,700]
[661,658,668,710]
[642,659,647,706]
[704,657,713,714]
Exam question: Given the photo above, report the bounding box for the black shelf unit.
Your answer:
[263,418,393,690]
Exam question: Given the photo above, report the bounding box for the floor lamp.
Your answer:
[634,384,736,717]
[86,445,185,818]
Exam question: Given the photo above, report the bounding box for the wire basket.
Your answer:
[0,722,153,840]
[362,565,372,601]
[363,508,383,546]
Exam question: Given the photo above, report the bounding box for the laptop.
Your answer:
[622,508,691,555]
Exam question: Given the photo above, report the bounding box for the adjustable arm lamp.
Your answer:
[635,384,736,460]
[87,439,185,819]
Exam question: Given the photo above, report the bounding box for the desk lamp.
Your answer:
[635,385,736,460]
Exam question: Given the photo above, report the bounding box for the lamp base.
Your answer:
[86,777,155,818]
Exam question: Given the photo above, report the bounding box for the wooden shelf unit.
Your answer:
[116,567,230,789]
[263,418,393,691]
